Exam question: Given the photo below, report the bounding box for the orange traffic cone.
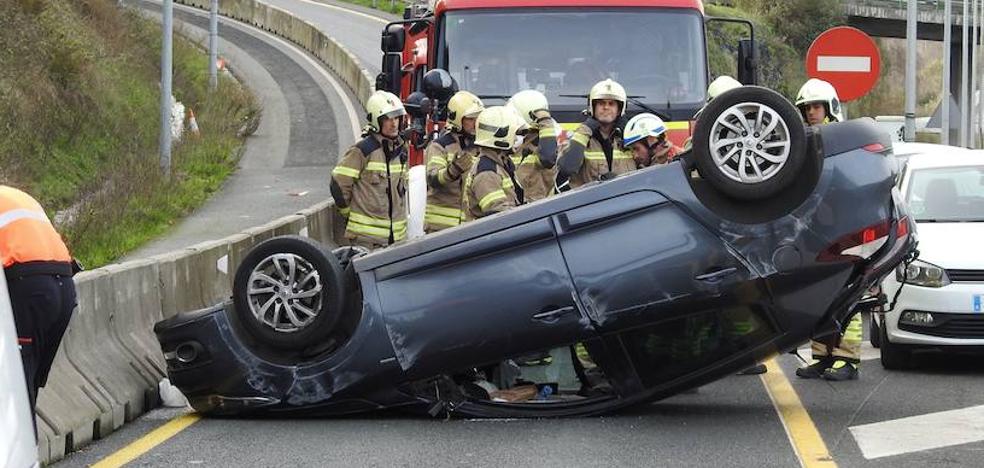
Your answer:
[188,108,200,135]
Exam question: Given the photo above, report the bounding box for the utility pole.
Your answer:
[944,0,952,145]
[972,0,980,147]
[905,0,917,142]
[963,0,971,146]
[209,0,219,90]
[160,0,173,178]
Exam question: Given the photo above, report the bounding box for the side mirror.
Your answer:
[737,39,758,86]
[381,24,406,53]
[422,69,458,101]
[376,53,402,94]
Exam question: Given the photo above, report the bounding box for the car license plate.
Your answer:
[975,295,983,313]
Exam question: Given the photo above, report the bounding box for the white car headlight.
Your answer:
[896,259,950,288]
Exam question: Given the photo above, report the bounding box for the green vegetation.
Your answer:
[0,0,259,267]
[337,0,405,15]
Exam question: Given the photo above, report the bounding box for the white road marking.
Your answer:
[290,0,389,24]
[850,405,984,459]
[170,1,363,139]
[816,56,872,73]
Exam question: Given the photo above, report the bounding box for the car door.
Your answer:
[554,191,776,390]
[373,218,593,379]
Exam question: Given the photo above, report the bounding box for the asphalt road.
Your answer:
[54,2,984,467]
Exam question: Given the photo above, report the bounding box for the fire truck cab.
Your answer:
[376,0,757,164]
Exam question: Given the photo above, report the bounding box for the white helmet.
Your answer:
[475,106,523,150]
[622,113,667,148]
[588,78,627,116]
[446,91,484,132]
[365,90,406,133]
[508,90,550,126]
[707,75,742,102]
[795,78,843,123]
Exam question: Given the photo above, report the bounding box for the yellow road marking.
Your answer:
[760,358,837,468]
[91,413,201,468]
[294,0,389,24]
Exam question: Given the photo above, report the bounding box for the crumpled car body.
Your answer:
[155,119,916,418]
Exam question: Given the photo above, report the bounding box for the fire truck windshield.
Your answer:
[436,8,708,112]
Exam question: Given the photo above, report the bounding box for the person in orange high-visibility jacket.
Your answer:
[1,185,78,418]
[331,91,409,249]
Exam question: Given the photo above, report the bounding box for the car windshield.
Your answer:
[906,165,984,222]
[437,8,707,109]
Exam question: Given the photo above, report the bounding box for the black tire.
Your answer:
[693,86,810,200]
[879,319,911,370]
[869,315,881,348]
[232,235,346,350]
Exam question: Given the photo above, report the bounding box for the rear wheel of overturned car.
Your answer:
[232,235,346,350]
[878,321,911,370]
[693,86,810,200]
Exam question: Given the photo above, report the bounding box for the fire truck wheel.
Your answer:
[232,236,347,350]
[693,86,809,200]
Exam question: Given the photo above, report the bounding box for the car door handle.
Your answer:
[695,267,738,282]
[532,306,576,323]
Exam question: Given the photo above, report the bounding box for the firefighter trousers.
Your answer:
[10,274,77,415]
[811,313,863,364]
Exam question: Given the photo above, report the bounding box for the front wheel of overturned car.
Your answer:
[232,235,346,350]
[693,86,811,200]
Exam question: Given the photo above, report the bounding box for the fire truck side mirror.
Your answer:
[381,24,406,53]
[422,69,458,102]
[377,53,403,94]
[737,39,758,86]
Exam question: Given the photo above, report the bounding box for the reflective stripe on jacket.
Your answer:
[558,122,635,189]
[463,148,522,221]
[425,132,477,232]
[330,134,408,248]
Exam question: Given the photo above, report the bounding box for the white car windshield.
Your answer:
[436,8,707,108]
[906,165,984,222]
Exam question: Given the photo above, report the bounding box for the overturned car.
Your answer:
[155,87,916,417]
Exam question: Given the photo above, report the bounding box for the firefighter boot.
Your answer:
[821,359,859,381]
[795,358,833,379]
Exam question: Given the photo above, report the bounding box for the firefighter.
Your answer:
[462,106,525,220]
[330,90,409,249]
[424,91,484,232]
[556,79,635,189]
[793,79,860,381]
[622,113,679,168]
[795,78,844,126]
[2,185,78,419]
[684,75,743,152]
[507,90,559,201]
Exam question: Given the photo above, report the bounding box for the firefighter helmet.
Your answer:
[795,78,843,123]
[588,79,627,116]
[508,89,550,126]
[622,113,668,148]
[475,106,523,150]
[365,90,406,133]
[447,91,484,132]
[707,76,742,102]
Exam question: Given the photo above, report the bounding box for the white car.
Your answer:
[0,266,39,467]
[876,150,984,369]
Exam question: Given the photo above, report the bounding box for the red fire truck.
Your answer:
[376,0,757,165]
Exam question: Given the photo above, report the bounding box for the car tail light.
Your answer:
[896,216,910,237]
[863,143,887,153]
[817,220,891,262]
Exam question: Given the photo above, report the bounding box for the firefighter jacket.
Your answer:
[330,134,408,249]
[463,148,523,221]
[511,119,559,202]
[557,121,635,189]
[424,132,479,232]
[0,186,73,278]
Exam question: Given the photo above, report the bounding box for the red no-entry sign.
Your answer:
[806,26,881,102]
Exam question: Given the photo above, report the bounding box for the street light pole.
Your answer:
[944,0,953,145]
[905,0,917,141]
[209,0,218,91]
[963,0,971,146]
[160,0,173,177]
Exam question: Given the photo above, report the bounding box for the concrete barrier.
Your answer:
[33,0,374,462]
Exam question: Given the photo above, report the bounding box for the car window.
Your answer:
[906,165,984,222]
[619,306,775,388]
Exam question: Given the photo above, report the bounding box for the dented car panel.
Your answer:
[155,119,916,417]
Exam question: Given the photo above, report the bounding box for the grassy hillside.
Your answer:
[0,0,259,267]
